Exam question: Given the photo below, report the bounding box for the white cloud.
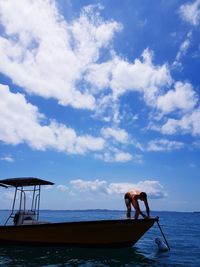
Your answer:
[70,179,167,199]
[160,119,179,135]
[0,0,173,128]
[0,155,14,162]
[85,61,114,92]
[156,81,197,114]
[173,31,192,68]
[149,80,199,137]
[1,0,199,151]
[176,33,191,61]
[101,127,129,144]
[44,185,54,190]
[106,182,134,194]
[0,84,105,154]
[87,49,172,106]
[93,96,122,124]
[110,49,172,105]
[161,108,200,136]
[0,1,121,110]
[56,184,69,192]
[107,180,168,199]
[0,0,183,133]
[133,180,168,199]
[147,139,184,152]
[86,48,173,125]
[0,84,141,163]
[179,0,200,26]
[113,151,133,162]
[70,179,107,193]
[95,149,133,163]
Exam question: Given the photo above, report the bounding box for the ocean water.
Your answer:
[0,210,200,266]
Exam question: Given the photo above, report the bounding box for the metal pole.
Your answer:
[31,185,36,211]
[12,187,17,212]
[19,187,23,211]
[23,190,26,212]
[4,187,17,225]
[157,220,170,250]
[37,185,41,220]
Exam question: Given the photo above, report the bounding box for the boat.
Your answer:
[0,177,158,247]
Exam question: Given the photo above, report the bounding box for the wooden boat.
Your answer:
[0,177,158,247]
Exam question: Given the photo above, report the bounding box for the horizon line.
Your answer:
[0,209,198,213]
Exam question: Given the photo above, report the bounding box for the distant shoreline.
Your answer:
[0,209,196,213]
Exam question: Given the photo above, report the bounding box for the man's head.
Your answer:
[139,192,147,200]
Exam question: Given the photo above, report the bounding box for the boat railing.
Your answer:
[0,177,54,226]
[4,185,41,226]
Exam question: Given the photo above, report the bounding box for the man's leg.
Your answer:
[131,200,140,219]
[134,210,139,219]
[125,198,131,218]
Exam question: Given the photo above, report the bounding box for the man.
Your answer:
[124,191,150,219]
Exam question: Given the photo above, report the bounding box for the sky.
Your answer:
[0,0,200,212]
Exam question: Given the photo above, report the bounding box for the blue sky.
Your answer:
[0,0,200,212]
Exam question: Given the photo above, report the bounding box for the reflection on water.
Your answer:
[0,246,157,267]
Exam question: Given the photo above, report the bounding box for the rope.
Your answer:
[156,220,170,250]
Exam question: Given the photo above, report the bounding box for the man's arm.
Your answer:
[132,199,144,219]
[139,210,147,218]
[134,200,146,218]
[144,199,150,217]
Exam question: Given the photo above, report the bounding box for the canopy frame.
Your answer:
[4,185,41,225]
[0,177,54,226]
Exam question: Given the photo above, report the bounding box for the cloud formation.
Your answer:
[70,179,167,199]
[87,49,171,103]
[0,84,105,154]
[0,84,136,161]
[173,31,192,68]
[156,81,197,114]
[0,0,199,161]
[0,155,14,162]
[101,127,130,144]
[96,150,134,163]
[0,1,120,110]
[179,0,200,26]
[161,108,200,136]
[0,1,173,119]
[147,139,184,152]
[56,185,69,192]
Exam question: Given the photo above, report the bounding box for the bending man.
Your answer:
[124,191,150,219]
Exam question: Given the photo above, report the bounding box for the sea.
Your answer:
[0,210,200,267]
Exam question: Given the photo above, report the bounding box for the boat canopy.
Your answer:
[0,177,54,187]
[0,177,54,225]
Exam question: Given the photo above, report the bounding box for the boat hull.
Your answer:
[0,218,157,247]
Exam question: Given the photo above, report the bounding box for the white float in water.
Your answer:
[155,237,169,252]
